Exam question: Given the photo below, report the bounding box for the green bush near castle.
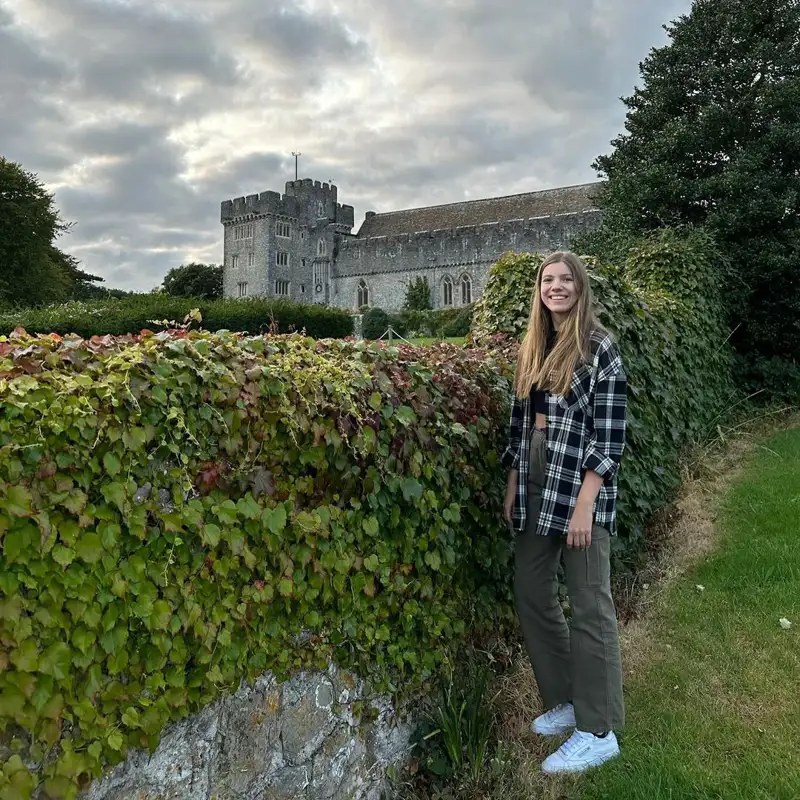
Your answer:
[0,330,514,798]
[0,294,354,340]
[470,229,736,559]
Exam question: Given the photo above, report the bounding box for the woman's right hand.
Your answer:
[504,470,518,525]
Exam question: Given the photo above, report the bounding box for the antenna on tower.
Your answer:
[292,151,302,181]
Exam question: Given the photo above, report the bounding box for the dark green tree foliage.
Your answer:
[589,0,800,397]
[162,262,224,299]
[0,157,102,307]
[404,277,432,311]
[361,307,391,340]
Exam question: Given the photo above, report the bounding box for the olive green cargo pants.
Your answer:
[514,428,625,733]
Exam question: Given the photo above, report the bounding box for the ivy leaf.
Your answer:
[364,554,380,572]
[237,496,261,520]
[102,481,126,512]
[401,478,423,502]
[213,500,238,525]
[150,601,172,631]
[51,544,76,567]
[362,516,379,537]
[39,642,71,680]
[262,505,287,536]
[278,578,293,597]
[368,391,383,411]
[103,452,122,477]
[121,708,141,728]
[2,485,32,517]
[395,406,416,425]
[76,532,103,564]
[122,427,147,451]
[107,730,124,751]
[10,639,39,672]
[202,523,221,547]
[425,550,442,571]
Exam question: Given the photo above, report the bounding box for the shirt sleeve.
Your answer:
[501,392,525,469]
[582,340,627,479]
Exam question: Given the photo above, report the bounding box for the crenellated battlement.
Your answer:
[221,190,287,222]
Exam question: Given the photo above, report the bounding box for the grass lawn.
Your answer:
[570,426,800,800]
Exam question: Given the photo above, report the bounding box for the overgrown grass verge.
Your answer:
[571,422,800,800]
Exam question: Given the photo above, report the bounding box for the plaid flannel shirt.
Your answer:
[501,329,627,536]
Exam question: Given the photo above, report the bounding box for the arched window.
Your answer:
[442,275,453,307]
[317,200,325,218]
[317,238,327,257]
[357,280,369,309]
[460,273,472,305]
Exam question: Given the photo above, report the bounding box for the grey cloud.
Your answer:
[1,0,693,291]
[245,6,369,67]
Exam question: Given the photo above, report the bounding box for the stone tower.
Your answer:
[220,179,355,304]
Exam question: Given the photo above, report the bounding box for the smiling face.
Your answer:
[540,261,579,324]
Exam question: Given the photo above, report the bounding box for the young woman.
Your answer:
[502,251,627,775]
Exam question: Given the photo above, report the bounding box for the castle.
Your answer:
[220,179,603,312]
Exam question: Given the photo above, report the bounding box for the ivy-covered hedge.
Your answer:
[471,231,736,557]
[0,295,354,340]
[0,330,514,798]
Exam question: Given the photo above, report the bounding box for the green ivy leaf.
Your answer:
[107,730,124,751]
[150,601,172,631]
[51,544,76,567]
[102,481,126,511]
[401,478,423,501]
[39,642,71,680]
[262,505,287,536]
[2,485,32,517]
[103,452,122,477]
[76,532,103,564]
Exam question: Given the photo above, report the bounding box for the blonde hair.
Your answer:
[514,251,602,399]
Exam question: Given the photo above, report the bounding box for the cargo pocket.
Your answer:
[584,525,611,588]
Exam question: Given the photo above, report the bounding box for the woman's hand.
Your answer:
[504,470,518,525]
[567,501,593,549]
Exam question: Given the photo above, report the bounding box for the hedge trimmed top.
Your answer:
[0,294,354,340]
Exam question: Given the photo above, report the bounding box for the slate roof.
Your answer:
[356,182,602,238]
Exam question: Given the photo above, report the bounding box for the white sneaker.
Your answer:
[531,702,576,736]
[541,729,619,774]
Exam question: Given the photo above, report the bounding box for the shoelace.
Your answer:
[558,730,591,757]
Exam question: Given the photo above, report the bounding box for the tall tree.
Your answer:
[404,276,432,311]
[161,262,223,299]
[590,0,800,393]
[0,157,101,307]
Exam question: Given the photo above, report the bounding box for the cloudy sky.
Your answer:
[1,0,690,292]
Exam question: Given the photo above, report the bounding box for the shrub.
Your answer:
[442,306,473,339]
[0,330,514,797]
[471,231,736,560]
[361,307,391,340]
[0,295,354,340]
[395,307,472,339]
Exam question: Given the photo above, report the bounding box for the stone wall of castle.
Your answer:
[331,209,602,311]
